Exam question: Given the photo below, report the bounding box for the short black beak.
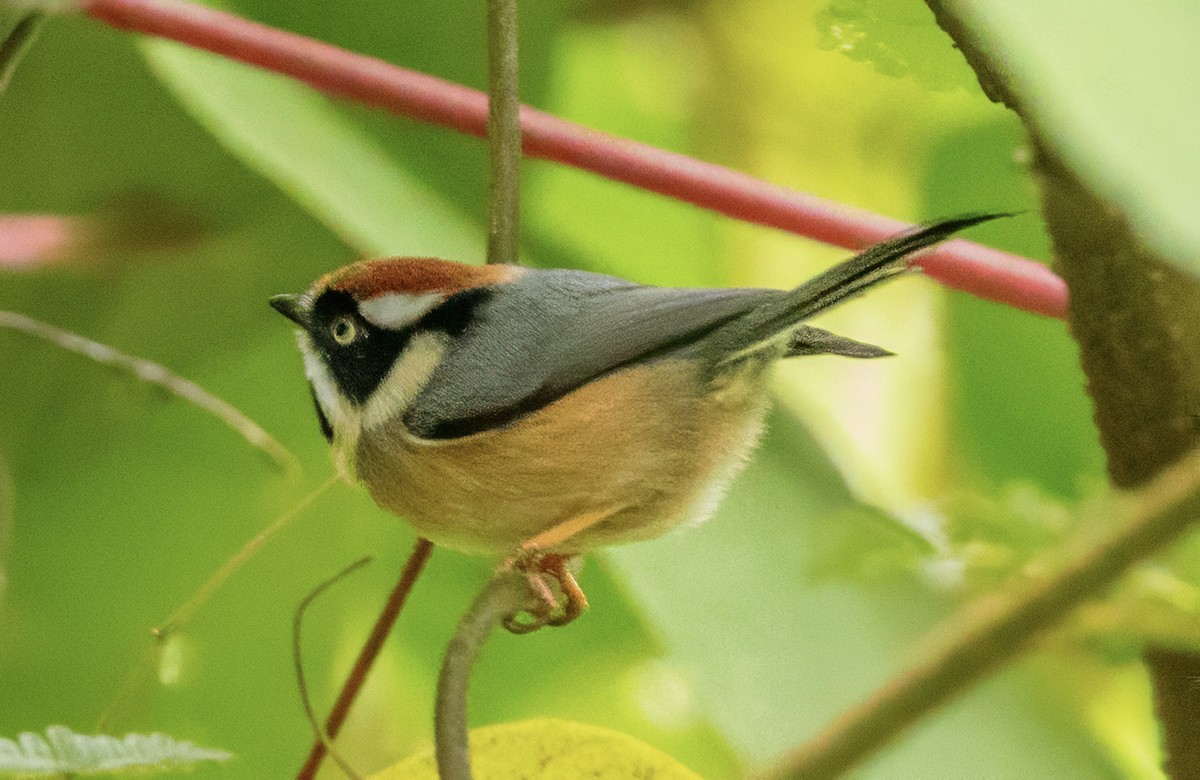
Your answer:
[269,294,310,329]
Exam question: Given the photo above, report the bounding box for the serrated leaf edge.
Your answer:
[0,725,232,776]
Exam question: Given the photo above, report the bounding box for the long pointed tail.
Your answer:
[716,213,1008,355]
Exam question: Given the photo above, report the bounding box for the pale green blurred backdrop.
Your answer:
[0,1,1155,778]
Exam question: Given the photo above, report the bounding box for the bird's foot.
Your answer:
[499,550,587,634]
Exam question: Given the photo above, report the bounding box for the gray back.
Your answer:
[403,269,777,439]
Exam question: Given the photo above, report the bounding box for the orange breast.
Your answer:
[355,358,770,555]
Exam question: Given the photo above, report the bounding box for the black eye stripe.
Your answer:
[309,290,405,404]
[306,286,493,407]
[417,287,492,336]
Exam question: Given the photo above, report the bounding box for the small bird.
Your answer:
[271,214,998,629]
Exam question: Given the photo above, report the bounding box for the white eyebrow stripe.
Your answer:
[358,292,443,330]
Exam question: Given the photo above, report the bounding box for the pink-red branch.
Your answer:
[80,0,1067,319]
[0,214,90,268]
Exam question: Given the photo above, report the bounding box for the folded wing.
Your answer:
[403,270,777,439]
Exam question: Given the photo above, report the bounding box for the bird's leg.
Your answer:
[499,509,613,634]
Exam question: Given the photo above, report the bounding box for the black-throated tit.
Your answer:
[270,214,998,625]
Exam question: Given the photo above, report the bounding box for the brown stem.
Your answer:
[434,569,533,780]
[75,0,1066,319]
[296,538,434,780]
[1144,646,1200,779]
[758,446,1200,780]
[293,557,374,780]
[430,6,523,773]
[486,0,520,265]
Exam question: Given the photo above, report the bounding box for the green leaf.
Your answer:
[139,39,481,260]
[370,718,702,780]
[0,12,45,93]
[0,725,231,776]
[815,0,978,91]
[944,0,1200,271]
[0,456,9,608]
[924,120,1105,497]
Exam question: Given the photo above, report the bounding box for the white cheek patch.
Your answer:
[361,332,448,432]
[359,292,443,330]
[297,332,360,480]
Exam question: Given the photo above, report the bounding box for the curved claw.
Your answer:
[499,552,588,634]
[502,606,552,634]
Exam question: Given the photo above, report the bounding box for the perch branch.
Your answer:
[75,0,1066,318]
[759,445,1200,780]
[435,569,535,780]
[428,8,524,775]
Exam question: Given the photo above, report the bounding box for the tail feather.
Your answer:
[715,213,1007,357]
[784,325,893,359]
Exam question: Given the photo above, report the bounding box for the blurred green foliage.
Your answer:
[944,0,1200,272]
[815,0,976,91]
[0,0,1191,778]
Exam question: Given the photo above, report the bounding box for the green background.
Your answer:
[2,0,1191,777]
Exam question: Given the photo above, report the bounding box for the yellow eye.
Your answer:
[331,316,358,346]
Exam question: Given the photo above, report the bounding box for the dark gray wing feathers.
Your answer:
[403,270,778,439]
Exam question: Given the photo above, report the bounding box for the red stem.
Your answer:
[79,0,1067,319]
[0,214,90,267]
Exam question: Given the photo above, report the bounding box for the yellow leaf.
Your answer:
[370,718,704,779]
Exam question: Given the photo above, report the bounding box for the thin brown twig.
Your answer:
[75,0,1067,319]
[293,556,374,780]
[0,310,297,471]
[296,538,434,780]
[757,446,1200,780]
[155,476,337,639]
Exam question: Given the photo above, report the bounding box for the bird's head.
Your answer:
[270,257,521,454]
